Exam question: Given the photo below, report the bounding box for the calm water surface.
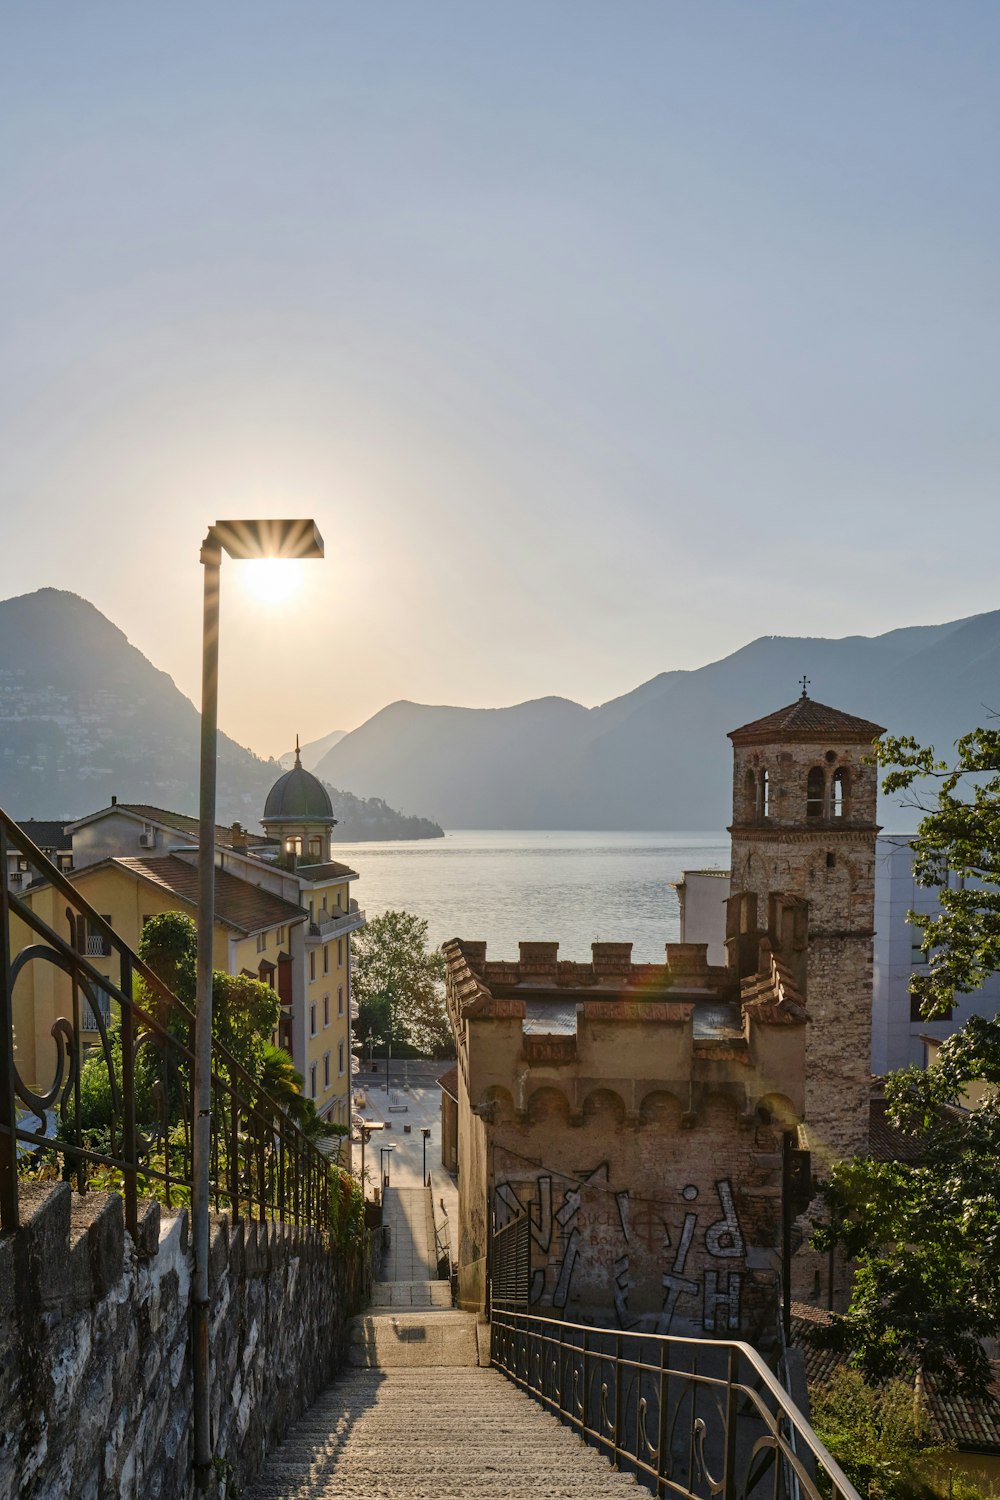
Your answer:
[332,830,730,964]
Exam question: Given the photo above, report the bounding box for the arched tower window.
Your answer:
[806,767,824,819]
[832,766,848,818]
[760,768,769,819]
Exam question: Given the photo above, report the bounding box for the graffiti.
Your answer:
[494,1167,747,1335]
[705,1179,744,1259]
[613,1254,634,1323]
[657,1194,699,1331]
[704,1270,743,1332]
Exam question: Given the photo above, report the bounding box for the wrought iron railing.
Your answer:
[0,810,335,1241]
[490,1310,859,1500]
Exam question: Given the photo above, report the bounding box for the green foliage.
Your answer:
[877,728,1000,1021]
[328,1165,364,1247]
[812,727,1000,1401]
[137,910,197,1020]
[351,910,450,1058]
[810,1369,947,1500]
[211,971,279,1081]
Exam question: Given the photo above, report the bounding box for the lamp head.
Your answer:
[208,518,324,560]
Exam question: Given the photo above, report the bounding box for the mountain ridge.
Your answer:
[0,589,442,840]
[312,609,1000,831]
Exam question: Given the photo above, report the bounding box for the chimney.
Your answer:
[111,795,117,806]
[231,821,247,851]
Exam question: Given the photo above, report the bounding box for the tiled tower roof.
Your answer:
[729,695,885,745]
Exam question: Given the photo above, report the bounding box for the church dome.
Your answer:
[263,749,334,824]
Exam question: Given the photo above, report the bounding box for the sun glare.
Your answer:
[242,557,302,605]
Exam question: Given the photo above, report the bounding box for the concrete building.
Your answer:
[445,689,885,1335]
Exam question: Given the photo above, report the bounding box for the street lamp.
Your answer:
[380,1143,394,1190]
[422,1126,431,1187]
[192,518,323,1490]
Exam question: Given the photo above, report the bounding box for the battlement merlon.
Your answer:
[443,938,807,1125]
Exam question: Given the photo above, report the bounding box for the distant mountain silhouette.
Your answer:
[313,612,1000,831]
[0,589,442,839]
[278,729,347,771]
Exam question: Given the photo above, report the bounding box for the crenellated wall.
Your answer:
[446,938,805,1346]
[0,1184,368,1500]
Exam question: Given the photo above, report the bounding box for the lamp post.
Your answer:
[192,518,323,1491]
[422,1126,431,1187]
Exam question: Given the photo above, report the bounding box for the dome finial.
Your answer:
[799,675,810,699]
[294,733,301,768]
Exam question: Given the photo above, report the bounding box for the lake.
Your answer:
[331,830,730,964]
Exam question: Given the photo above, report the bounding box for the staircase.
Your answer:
[245,1185,639,1499]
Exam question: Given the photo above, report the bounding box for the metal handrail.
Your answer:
[490,1309,860,1500]
[0,810,336,1241]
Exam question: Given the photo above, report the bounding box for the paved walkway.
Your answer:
[377,1186,436,1283]
[244,1366,640,1498]
[245,1169,639,1498]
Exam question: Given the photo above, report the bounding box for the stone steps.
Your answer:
[370,1279,451,1309]
[244,1368,640,1498]
[346,1309,480,1367]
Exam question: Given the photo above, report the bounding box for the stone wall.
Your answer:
[0,1183,368,1500]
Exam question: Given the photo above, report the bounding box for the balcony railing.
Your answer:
[307,904,366,940]
[0,809,336,1241]
[490,1309,860,1500]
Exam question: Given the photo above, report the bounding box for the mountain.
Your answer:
[0,589,442,840]
[278,729,347,771]
[313,611,1000,831]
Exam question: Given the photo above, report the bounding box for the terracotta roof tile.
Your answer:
[437,1065,459,1100]
[109,856,306,936]
[729,696,885,744]
[867,1098,925,1163]
[792,1304,1000,1454]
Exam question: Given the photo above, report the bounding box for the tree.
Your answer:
[812,728,1000,1399]
[809,1368,947,1500]
[878,726,1000,1019]
[350,910,449,1058]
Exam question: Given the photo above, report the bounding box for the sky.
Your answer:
[2,3,998,760]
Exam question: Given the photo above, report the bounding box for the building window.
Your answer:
[309,1003,317,1036]
[323,994,330,1026]
[760,768,769,818]
[910,993,950,1023]
[338,1039,345,1076]
[832,767,848,818]
[309,1063,317,1099]
[323,1052,331,1089]
[911,939,927,968]
[323,944,329,975]
[257,933,267,954]
[337,939,343,967]
[83,917,113,958]
[309,951,315,981]
[310,837,322,858]
[276,925,285,945]
[338,985,344,1016]
[806,767,824,819]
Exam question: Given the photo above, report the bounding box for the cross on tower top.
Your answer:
[799,676,811,698]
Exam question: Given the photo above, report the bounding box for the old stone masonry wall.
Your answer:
[0,1182,366,1500]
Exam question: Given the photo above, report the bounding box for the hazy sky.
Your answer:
[3,4,998,759]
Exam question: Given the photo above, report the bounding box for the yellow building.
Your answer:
[13,755,364,1129]
[11,854,305,1094]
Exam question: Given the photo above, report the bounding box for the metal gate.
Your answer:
[489,1200,530,1313]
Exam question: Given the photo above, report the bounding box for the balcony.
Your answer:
[306,902,366,941]
[82,990,112,1031]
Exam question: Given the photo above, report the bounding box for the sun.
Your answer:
[242,558,302,605]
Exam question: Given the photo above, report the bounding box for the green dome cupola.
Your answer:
[262,738,336,863]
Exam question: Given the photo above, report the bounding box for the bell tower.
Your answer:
[727,685,884,1162]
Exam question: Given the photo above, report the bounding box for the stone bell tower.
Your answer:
[726,684,884,1163]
